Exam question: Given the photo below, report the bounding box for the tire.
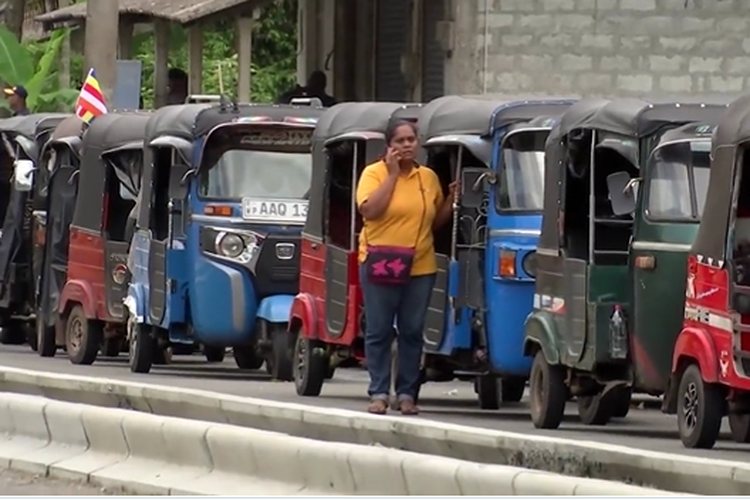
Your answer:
[529,350,567,429]
[65,306,103,365]
[233,345,264,370]
[23,322,37,352]
[577,394,612,425]
[153,346,172,365]
[677,364,724,449]
[611,386,632,418]
[102,338,121,357]
[729,413,750,443]
[293,330,327,397]
[0,325,25,345]
[128,319,155,374]
[501,377,526,403]
[325,365,336,380]
[204,345,225,363]
[269,324,294,381]
[36,311,57,357]
[476,375,500,410]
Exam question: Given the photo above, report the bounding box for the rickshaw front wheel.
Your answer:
[128,321,155,374]
[269,324,295,381]
[476,375,500,410]
[729,412,750,443]
[233,345,264,370]
[36,311,57,357]
[677,364,723,449]
[611,386,632,418]
[577,394,612,425]
[501,378,527,403]
[204,345,226,363]
[65,306,103,365]
[293,330,327,397]
[529,350,566,429]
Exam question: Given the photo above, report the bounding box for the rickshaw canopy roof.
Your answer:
[652,121,717,151]
[313,102,420,144]
[0,113,69,139]
[417,95,576,140]
[552,95,733,140]
[711,93,750,150]
[49,115,85,141]
[82,112,152,151]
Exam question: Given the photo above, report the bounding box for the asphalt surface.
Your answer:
[0,468,121,495]
[0,345,749,462]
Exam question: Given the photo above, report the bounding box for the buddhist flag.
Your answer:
[75,68,107,124]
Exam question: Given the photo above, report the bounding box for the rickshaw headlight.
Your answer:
[216,232,245,258]
[522,251,537,278]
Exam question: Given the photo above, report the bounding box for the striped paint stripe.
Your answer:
[684,304,733,333]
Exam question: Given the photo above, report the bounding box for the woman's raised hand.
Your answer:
[385,147,401,177]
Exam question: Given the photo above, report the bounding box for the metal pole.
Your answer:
[84,0,119,103]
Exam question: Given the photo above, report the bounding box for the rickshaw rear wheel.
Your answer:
[294,330,327,397]
[102,338,122,357]
[476,375,500,410]
[677,364,723,449]
[204,345,226,363]
[577,394,612,425]
[129,321,155,374]
[269,325,294,381]
[36,311,57,357]
[233,345,264,370]
[529,350,566,429]
[65,306,103,365]
[501,378,527,403]
[729,412,750,443]
[611,386,632,418]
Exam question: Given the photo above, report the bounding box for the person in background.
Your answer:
[277,70,337,107]
[3,86,30,116]
[167,68,189,105]
[355,119,457,415]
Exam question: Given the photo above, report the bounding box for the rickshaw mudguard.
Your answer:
[257,294,295,324]
[58,279,97,319]
[523,310,561,365]
[124,284,147,322]
[671,325,720,383]
[289,292,318,338]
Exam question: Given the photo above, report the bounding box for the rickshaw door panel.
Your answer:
[324,245,349,337]
[148,239,168,324]
[104,240,129,321]
[562,258,588,363]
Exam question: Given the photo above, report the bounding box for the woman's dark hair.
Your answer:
[385,119,418,146]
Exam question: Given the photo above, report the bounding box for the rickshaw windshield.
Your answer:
[199,127,313,200]
[497,130,547,211]
[646,140,711,222]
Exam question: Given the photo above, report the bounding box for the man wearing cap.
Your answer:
[3,86,29,116]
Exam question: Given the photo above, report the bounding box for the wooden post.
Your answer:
[153,19,170,108]
[236,15,254,102]
[118,19,134,59]
[187,26,203,95]
[58,0,71,89]
[84,0,119,103]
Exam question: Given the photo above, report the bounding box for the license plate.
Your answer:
[241,198,308,223]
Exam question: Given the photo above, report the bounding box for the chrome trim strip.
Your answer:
[489,229,541,237]
[191,214,305,226]
[631,241,692,252]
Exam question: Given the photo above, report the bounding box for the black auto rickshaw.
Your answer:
[524,96,732,429]
[0,113,69,346]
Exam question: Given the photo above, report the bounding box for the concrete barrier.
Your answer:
[0,392,672,496]
[0,366,736,494]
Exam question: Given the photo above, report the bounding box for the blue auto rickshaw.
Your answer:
[125,100,323,374]
[417,96,576,408]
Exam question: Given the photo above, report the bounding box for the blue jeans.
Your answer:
[360,265,436,402]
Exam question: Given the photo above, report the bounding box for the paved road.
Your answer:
[0,345,748,462]
[0,467,120,495]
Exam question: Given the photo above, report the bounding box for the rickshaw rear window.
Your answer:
[646,140,710,222]
[496,130,547,212]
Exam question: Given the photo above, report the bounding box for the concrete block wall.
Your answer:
[452,0,750,95]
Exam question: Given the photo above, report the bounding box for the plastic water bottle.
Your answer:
[609,304,628,359]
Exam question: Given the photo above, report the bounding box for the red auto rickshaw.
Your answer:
[664,94,750,449]
[289,102,421,396]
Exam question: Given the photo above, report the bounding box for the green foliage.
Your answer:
[0,25,78,112]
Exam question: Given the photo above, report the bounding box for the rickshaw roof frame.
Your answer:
[40,115,86,159]
[650,121,717,153]
[417,95,577,142]
[0,112,70,141]
[313,102,422,145]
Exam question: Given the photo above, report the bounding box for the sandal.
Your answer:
[367,399,389,415]
[398,399,419,415]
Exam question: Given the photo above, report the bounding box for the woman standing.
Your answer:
[356,120,456,415]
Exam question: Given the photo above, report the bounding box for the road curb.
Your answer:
[0,392,669,495]
[0,366,738,494]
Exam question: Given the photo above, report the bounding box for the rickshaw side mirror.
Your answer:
[460,167,492,209]
[13,159,35,192]
[607,171,638,216]
[168,164,194,200]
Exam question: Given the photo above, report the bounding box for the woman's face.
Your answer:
[389,124,418,161]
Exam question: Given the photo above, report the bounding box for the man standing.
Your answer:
[276,70,337,107]
[166,68,189,105]
[3,86,30,116]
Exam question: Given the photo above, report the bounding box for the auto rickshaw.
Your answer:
[48,112,152,365]
[664,94,750,449]
[125,101,323,374]
[0,113,68,347]
[289,101,422,397]
[412,96,575,408]
[32,115,85,357]
[523,96,732,429]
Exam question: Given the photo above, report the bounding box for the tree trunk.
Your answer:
[3,0,26,41]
